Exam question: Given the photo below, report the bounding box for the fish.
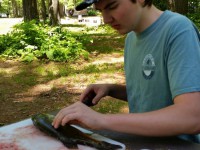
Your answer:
[31,113,122,150]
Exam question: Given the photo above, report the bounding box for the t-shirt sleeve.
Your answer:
[167,19,200,99]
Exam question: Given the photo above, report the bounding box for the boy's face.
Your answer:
[95,0,144,34]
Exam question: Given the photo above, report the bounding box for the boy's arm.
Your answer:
[102,92,200,136]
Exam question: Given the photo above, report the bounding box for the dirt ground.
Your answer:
[0,18,127,126]
[0,53,127,126]
[0,60,77,125]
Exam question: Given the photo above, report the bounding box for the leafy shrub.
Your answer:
[187,13,200,30]
[87,9,98,16]
[153,0,168,11]
[96,25,117,34]
[0,20,90,62]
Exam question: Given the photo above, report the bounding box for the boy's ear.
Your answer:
[138,0,145,6]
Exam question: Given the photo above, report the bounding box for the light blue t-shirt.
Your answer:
[124,10,200,143]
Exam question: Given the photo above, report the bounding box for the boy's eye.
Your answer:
[109,4,118,10]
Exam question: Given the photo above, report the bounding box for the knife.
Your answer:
[82,91,96,107]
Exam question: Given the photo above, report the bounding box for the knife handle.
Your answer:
[82,91,96,107]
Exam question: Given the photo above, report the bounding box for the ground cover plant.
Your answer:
[0,22,128,126]
[0,20,90,62]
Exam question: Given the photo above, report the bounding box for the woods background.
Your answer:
[0,0,199,27]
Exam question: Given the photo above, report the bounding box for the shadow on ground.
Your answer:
[0,54,127,125]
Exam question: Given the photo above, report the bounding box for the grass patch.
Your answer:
[62,24,86,28]
[94,98,128,114]
[0,24,128,124]
[85,34,125,53]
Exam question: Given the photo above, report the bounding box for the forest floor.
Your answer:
[0,18,128,126]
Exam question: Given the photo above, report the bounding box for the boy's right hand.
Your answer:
[80,84,110,106]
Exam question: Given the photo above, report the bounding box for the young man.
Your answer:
[53,0,200,143]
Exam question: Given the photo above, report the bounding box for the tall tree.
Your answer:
[22,0,39,21]
[41,0,47,22]
[49,0,60,26]
[11,0,19,17]
[168,0,175,11]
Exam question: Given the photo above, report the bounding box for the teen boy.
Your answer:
[53,0,200,143]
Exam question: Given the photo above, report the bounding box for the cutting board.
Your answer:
[0,119,125,150]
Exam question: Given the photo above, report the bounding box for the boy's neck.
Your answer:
[134,5,163,33]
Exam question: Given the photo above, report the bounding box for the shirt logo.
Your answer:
[142,54,156,80]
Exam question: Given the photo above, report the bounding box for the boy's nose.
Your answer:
[102,12,113,24]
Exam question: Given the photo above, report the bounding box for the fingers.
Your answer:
[80,90,89,102]
[80,85,93,102]
[52,84,109,128]
[92,92,104,105]
[80,84,106,106]
[61,113,77,126]
[52,102,87,129]
[83,91,97,106]
[52,103,77,128]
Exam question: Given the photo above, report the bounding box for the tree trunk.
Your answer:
[49,0,61,26]
[11,0,19,17]
[168,0,175,11]
[22,0,39,22]
[174,0,188,15]
[59,3,65,18]
[41,0,47,22]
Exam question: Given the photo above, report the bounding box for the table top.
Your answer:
[51,110,200,150]
[0,118,126,150]
[1,117,200,150]
[94,130,200,150]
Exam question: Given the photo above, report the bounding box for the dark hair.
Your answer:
[131,0,153,7]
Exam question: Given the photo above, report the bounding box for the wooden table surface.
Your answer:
[94,130,200,150]
[51,110,200,150]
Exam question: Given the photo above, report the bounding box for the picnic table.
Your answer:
[1,112,200,150]
[95,129,200,150]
